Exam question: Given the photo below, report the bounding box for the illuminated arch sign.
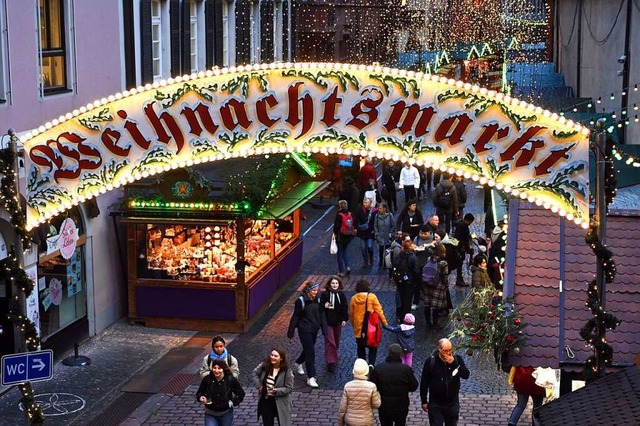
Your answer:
[22,63,589,230]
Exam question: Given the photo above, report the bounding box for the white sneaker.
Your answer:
[307,377,319,388]
[295,363,304,375]
[411,304,419,311]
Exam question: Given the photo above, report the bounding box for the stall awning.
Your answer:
[263,180,331,219]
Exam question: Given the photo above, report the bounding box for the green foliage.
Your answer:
[78,107,113,130]
[369,74,420,98]
[281,70,360,92]
[155,82,219,107]
[449,287,527,370]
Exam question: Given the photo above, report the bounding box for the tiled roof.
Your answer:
[508,203,640,370]
[534,366,640,425]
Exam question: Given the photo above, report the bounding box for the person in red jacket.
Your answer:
[508,365,545,425]
[359,157,377,196]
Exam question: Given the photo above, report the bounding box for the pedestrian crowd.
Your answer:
[192,159,538,425]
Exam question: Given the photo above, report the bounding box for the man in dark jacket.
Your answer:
[287,281,327,388]
[381,160,399,212]
[433,173,458,234]
[453,214,475,287]
[420,338,470,426]
[370,344,419,426]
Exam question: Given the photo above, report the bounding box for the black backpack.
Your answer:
[437,187,453,209]
[392,253,412,284]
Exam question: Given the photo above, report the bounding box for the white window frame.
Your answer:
[249,0,260,63]
[190,0,205,73]
[151,0,170,81]
[36,0,76,98]
[222,0,235,67]
[273,0,282,61]
[0,0,8,103]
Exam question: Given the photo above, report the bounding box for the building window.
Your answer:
[222,1,235,67]
[0,1,7,103]
[274,1,282,61]
[38,0,69,95]
[190,0,205,72]
[250,0,260,63]
[151,0,163,80]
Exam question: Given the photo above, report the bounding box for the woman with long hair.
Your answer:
[396,199,424,240]
[319,275,349,372]
[198,335,240,379]
[252,348,294,426]
[196,359,245,426]
[349,279,388,365]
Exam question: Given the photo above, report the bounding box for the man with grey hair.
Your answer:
[420,338,470,426]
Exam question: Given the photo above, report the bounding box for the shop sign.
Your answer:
[21,63,590,229]
[46,218,78,259]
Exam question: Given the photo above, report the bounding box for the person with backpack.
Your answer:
[374,201,395,269]
[287,281,327,388]
[349,279,388,365]
[421,244,449,329]
[420,338,470,426]
[199,335,240,380]
[392,239,420,322]
[412,225,437,311]
[196,359,245,426]
[355,198,376,268]
[452,214,475,287]
[334,199,356,277]
[319,275,349,373]
[433,173,458,235]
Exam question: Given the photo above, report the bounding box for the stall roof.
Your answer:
[262,180,331,219]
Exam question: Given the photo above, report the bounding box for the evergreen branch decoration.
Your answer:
[376,135,442,157]
[252,129,291,148]
[2,248,45,424]
[130,146,175,175]
[0,148,32,246]
[76,159,129,196]
[486,158,510,180]
[27,187,73,217]
[369,74,420,98]
[155,82,219,107]
[303,128,367,149]
[219,72,269,97]
[78,107,113,130]
[218,131,250,151]
[281,70,360,91]
[436,89,536,130]
[553,129,579,139]
[449,287,527,370]
[191,138,222,158]
[26,166,51,194]
[443,148,484,174]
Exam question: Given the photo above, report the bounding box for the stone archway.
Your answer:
[21,63,589,230]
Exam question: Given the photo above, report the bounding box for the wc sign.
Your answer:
[1,350,53,386]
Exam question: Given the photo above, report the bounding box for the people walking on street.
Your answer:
[381,160,399,212]
[433,173,459,235]
[453,214,474,287]
[196,359,245,426]
[199,335,240,380]
[384,313,417,367]
[338,358,382,426]
[398,162,421,202]
[319,275,349,373]
[359,157,378,197]
[339,177,360,218]
[452,175,467,223]
[253,348,294,426]
[374,201,396,269]
[363,178,382,205]
[396,199,424,240]
[355,198,376,268]
[350,279,388,365]
[392,239,419,321]
[422,244,449,329]
[370,343,419,426]
[287,280,327,388]
[413,225,437,310]
[507,365,545,426]
[420,338,470,426]
[334,199,356,277]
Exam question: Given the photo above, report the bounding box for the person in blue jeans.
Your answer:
[420,338,470,426]
[287,280,327,388]
[334,199,355,277]
[196,359,245,426]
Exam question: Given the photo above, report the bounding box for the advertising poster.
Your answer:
[25,265,41,337]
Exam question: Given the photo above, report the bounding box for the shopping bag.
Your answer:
[330,234,338,255]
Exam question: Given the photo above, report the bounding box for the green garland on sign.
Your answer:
[581,228,620,383]
[1,249,44,424]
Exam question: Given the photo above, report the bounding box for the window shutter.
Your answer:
[236,0,251,65]
[170,0,181,76]
[123,0,136,88]
[140,0,153,84]
[283,0,291,62]
[260,0,274,63]
[205,0,214,68]
[213,0,223,66]
[182,0,191,73]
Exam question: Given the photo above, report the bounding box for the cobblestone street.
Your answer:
[0,179,535,426]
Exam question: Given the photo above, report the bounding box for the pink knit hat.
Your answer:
[403,313,415,325]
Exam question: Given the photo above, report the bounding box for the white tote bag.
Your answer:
[330,234,338,255]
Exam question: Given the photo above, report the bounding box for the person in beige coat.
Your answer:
[338,358,382,426]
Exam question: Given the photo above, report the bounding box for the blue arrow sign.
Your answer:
[1,350,53,386]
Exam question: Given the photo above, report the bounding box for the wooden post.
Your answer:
[594,118,607,378]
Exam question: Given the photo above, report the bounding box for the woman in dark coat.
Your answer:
[396,199,424,240]
[253,348,294,426]
[196,359,245,426]
[334,199,355,277]
[319,275,349,372]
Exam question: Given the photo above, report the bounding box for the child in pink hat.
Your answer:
[384,313,416,366]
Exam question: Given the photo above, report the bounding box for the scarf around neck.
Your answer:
[210,348,228,362]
